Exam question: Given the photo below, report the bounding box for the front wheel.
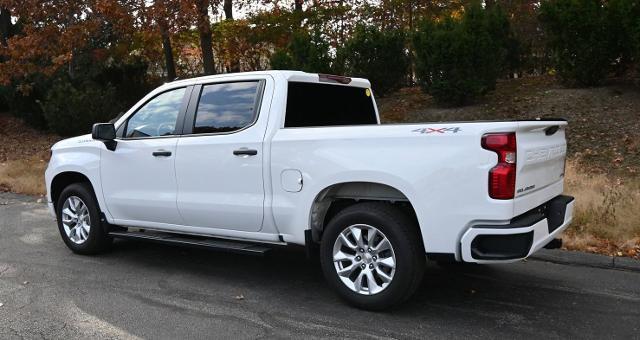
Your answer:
[320,202,425,310]
[56,183,112,254]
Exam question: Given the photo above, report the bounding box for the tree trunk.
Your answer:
[197,0,215,75]
[159,22,177,81]
[223,0,233,20]
[408,0,415,85]
[221,0,239,72]
[294,0,303,12]
[339,0,344,43]
[0,8,11,47]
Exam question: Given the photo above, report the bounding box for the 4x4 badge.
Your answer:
[412,127,462,134]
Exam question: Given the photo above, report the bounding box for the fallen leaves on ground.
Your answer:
[0,113,60,163]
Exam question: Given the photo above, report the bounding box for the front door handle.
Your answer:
[152,150,172,157]
[233,148,258,156]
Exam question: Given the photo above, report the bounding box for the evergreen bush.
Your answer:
[337,25,409,96]
[413,2,508,105]
[539,0,613,86]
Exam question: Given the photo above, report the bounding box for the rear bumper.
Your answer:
[460,195,574,263]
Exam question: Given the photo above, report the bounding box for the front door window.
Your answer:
[125,88,186,138]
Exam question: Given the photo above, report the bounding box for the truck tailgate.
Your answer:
[514,120,568,214]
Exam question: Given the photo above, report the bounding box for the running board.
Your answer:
[108,230,272,256]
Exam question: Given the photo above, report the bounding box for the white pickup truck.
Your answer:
[45,70,574,310]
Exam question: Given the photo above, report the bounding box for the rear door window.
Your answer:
[192,81,261,134]
[285,82,378,128]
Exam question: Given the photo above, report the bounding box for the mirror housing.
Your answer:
[92,123,117,151]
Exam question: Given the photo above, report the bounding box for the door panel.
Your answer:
[175,134,264,231]
[101,138,182,225]
[101,86,190,226]
[175,80,265,232]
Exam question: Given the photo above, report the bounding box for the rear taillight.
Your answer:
[482,133,516,199]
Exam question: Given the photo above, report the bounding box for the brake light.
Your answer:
[482,133,516,199]
[318,74,352,84]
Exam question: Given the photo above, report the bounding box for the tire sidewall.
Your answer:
[56,183,107,253]
[320,205,419,310]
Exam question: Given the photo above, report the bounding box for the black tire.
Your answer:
[320,202,425,310]
[55,182,112,254]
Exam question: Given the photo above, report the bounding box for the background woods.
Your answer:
[0,0,639,135]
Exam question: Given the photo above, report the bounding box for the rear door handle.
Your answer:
[152,150,172,157]
[233,148,258,156]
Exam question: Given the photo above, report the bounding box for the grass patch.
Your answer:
[0,112,58,197]
[563,160,640,257]
[0,157,48,196]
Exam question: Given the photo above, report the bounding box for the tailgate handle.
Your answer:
[545,125,560,136]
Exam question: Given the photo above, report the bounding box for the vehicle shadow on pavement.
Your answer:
[102,238,633,339]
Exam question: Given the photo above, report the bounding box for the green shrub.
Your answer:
[337,25,409,96]
[0,85,9,111]
[1,76,51,129]
[539,0,613,86]
[3,58,152,134]
[270,49,294,70]
[413,2,507,105]
[607,0,640,74]
[486,5,522,76]
[269,30,332,73]
[42,80,123,136]
[95,58,154,107]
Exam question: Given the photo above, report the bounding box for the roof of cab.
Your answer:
[162,70,371,89]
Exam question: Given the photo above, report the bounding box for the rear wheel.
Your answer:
[320,202,425,310]
[56,183,112,254]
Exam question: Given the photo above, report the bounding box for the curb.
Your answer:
[530,249,640,273]
[0,192,43,205]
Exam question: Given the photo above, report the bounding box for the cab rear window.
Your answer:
[284,82,378,128]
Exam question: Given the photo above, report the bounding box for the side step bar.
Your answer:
[108,230,272,256]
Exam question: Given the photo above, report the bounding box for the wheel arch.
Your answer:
[50,171,95,211]
[308,181,422,245]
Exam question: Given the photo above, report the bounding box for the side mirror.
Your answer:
[92,123,117,151]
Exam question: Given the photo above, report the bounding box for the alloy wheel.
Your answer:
[61,196,91,245]
[332,224,397,295]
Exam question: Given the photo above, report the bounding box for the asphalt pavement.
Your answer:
[1,192,639,339]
